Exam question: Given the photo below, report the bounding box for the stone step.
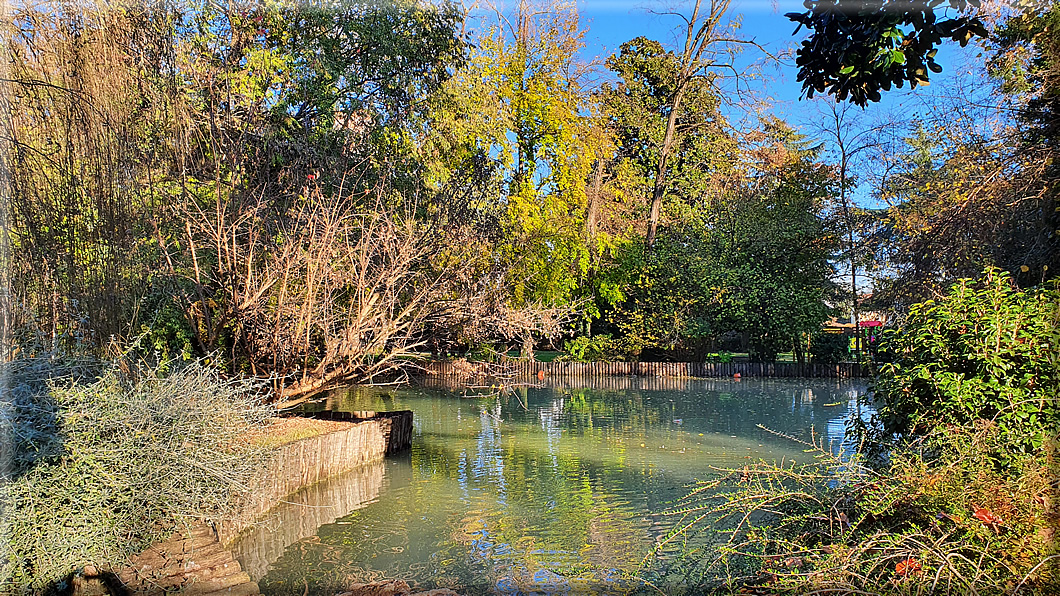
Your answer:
[131,533,218,565]
[152,549,234,580]
[197,581,261,596]
[126,540,228,570]
[135,558,245,591]
[119,547,232,588]
[179,570,253,594]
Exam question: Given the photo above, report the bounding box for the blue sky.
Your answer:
[574,0,981,123]
[573,0,990,209]
[461,0,985,125]
[461,0,990,212]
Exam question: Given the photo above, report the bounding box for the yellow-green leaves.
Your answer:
[430,4,609,307]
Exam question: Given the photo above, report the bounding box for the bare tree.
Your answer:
[808,99,898,353]
[643,0,762,247]
[176,179,573,399]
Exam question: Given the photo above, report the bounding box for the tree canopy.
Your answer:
[786,0,989,105]
[4,0,1055,384]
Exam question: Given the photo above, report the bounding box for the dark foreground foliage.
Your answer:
[645,424,1058,594]
[642,270,1060,594]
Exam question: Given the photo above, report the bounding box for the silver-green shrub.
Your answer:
[1,360,272,591]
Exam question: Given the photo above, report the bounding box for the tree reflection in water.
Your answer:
[251,378,870,595]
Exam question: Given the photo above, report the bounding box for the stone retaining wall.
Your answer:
[81,412,414,596]
[231,458,389,580]
[216,410,413,547]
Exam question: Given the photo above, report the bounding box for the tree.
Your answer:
[808,100,893,352]
[606,119,837,361]
[601,0,746,247]
[857,3,1058,309]
[429,0,608,307]
[787,0,989,105]
[987,2,1060,277]
[599,36,736,241]
[990,1,1060,151]
[5,3,177,348]
[722,119,839,361]
[5,0,576,395]
[874,118,1056,307]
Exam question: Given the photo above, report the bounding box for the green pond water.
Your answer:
[240,377,870,595]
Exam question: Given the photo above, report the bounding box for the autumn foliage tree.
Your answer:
[428,0,610,309]
[4,0,573,396]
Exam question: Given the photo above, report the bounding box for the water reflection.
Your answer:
[232,458,395,581]
[254,378,869,595]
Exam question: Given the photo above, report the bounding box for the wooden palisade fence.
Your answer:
[423,360,868,379]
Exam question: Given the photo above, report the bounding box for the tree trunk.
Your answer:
[586,158,605,241]
[646,88,685,248]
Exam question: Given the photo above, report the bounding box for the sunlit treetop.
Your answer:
[787,0,989,106]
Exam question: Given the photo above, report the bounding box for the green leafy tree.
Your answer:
[430,1,608,307]
[607,119,837,361]
[588,28,740,349]
[599,36,736,239]
[177,0,465,198]
[598,0,745,247]
[714,120,839,361]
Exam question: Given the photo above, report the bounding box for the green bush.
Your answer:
[0,359,271,591]
[809,332,848,365]
[560,335,617,362]
[136,280,198,365]
[873,268,1060,454]
[642,268,1060,592]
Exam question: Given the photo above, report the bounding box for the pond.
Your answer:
[236,376,870,595]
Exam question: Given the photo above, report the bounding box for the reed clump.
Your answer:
[0,358,272,592]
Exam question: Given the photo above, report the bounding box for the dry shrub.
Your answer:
[645,423,1059,594]
[3,3,176,350]
[179,187,575,400]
